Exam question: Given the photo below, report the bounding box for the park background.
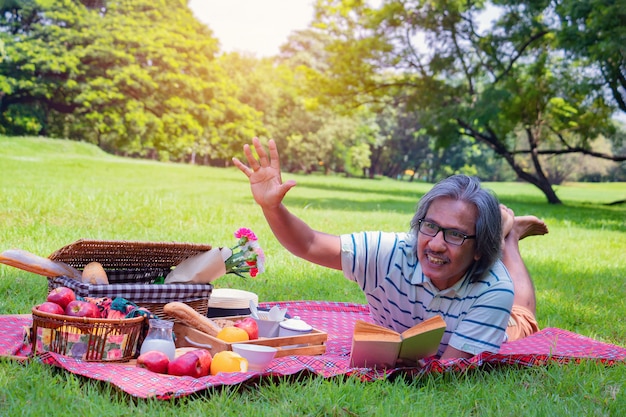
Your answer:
[1,0,624,205]
[1,0,625,415]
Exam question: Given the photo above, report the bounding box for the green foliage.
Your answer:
[344,141,371,176]
[555,0,626,112]
[0,0,264,161]
[220,35,377,175]
[1,0,624,200]
[310,0,625,203]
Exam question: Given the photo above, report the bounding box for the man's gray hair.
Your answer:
[410,175,502,282]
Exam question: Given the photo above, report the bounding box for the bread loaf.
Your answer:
[163,302,222,336]
[82,261,109,285]
[0,249,82,280]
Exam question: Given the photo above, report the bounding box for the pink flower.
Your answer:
[65,330,82,343]
[225,228,264,278]
[234,228,257,242]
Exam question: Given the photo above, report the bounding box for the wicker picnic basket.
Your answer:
[46,239,214,320]
[31,307,144,362]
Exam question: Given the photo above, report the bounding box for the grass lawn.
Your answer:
[0,136,624,416]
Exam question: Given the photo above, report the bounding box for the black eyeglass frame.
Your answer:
[417,219,476,246]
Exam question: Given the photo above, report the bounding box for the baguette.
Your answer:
[0,249,82,280]
[163,302,222,337]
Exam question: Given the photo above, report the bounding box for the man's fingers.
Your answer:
[243,143,260,171]
[232,157,253,177]
[268,139,281,169]
[236,138,278,176]
[253,137,270,168]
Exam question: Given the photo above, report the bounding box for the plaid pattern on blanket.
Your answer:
[1,301,624,399]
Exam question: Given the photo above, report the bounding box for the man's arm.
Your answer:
[439,345,474,360]
[233,138,342,270]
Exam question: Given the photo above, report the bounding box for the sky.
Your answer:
[188,0,316,57]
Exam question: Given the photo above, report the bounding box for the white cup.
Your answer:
[278,317,312,347]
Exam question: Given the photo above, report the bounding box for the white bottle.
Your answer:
[139,319,176,360]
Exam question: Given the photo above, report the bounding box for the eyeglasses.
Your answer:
[417,219,476,246]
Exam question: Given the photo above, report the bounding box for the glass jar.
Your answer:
[139,319,176,360]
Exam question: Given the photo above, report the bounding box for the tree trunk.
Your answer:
[457,119,563,204]
[515,167,561,204]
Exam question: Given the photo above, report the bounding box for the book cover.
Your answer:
[349,315,446,368]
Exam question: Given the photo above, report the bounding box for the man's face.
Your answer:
[417,197,481,290]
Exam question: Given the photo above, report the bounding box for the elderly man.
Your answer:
[233,138,547,359]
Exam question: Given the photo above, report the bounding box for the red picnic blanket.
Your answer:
[1,301,625,399]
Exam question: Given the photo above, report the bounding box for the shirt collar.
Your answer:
[412,268,471,297]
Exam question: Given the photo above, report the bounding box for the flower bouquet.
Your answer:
[225,228,265,278]
[164,228,264,284]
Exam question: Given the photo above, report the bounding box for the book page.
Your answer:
[397,320,446,361]
[350,338,401,368]
[353,320,400,339]
[400,315,446,339]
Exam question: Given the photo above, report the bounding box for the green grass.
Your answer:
[1,136,624,415]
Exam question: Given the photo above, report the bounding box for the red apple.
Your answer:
[35,301,65,315]
[168,349,212,378]
[47,287,76,310]
[234,317,259,340]
[137,350,170,374]
[65,300,100,318]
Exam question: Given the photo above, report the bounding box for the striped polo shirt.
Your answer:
[340,231,514,356]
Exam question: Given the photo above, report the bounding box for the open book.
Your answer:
[349,315,446,368]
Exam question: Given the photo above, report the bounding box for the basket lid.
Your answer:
[48,239,213,270]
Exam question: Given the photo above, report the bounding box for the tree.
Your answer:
[368,102,431,179]
[555,0,626,114]
[311,0,625,203]
[0,0,91,136]
[0,0,264,162]
[219,28,379,176]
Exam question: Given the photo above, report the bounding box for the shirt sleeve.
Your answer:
[340,231,404,292]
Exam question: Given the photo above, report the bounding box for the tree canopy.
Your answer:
[310,0,625,203]
[1,0,624,203]
[0,0,263,162]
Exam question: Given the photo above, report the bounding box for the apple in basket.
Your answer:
[65,300,100,318]
[137,351,170,374]
[168,349,213,378]
[47,286,76,310]
[234,317,259,340]
[35,301,65,315]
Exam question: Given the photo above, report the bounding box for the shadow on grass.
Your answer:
[531,255,626,346]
